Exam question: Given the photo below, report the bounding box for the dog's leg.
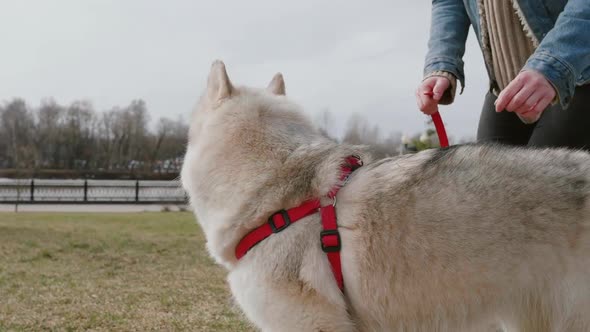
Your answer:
[245,293,357,332]
[229,270,356,332]
[260,289,357,332]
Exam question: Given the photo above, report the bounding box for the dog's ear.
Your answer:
[267,73,286,95]
[207,60,233,102]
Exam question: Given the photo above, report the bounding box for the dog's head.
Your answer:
[180,60,326,264]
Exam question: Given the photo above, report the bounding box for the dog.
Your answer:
[181,60,590,332]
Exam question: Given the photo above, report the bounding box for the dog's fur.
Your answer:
[181,61,590,332]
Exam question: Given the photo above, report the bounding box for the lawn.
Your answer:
[0,212,254,332]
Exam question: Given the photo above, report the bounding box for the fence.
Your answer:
[0,179,187,204]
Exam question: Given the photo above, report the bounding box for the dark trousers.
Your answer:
[477,85,590,150]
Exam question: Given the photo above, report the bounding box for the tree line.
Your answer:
[0,98,463,178]
[0,98,188,174]
[316,110,454,158]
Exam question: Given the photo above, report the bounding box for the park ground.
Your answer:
[0,212,254,331]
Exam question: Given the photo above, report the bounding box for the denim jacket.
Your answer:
[424,0,590,109]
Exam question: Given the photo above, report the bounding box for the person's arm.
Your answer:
[496,0,590,120]
[523,0,590,109]
[423,0,471,95]
[417,0,471,114]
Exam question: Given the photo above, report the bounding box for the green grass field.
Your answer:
[0,212,254,332]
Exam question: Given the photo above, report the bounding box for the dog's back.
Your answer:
[338,144,590,331]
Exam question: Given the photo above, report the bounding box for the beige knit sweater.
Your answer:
[426,0,537,104]
[481,0,537,92]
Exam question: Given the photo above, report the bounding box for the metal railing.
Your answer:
[0,179,187,204]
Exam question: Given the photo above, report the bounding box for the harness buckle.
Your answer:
[268,209,291,233]
[320,229,341,253]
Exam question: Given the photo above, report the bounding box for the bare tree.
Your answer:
[35,98,65,168]
[1,99,35,168]
[1,97,470,176]
[342,113,381,146]
[62,101,96,169]
[151,117,175,171]
[315,108,336,139]
[152,115,188,172]
[0,104,6,167]
[96,110,116,170]
[126,99,150,165]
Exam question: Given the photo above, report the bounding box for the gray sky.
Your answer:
[0,0,489,140]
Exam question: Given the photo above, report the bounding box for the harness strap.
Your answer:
[235,199,321,260]
[235,155,363,292]
[320,155,362,290]
[320,204,343,289]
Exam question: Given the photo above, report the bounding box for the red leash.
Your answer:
[431,112,449,148]
[423,91,449,148]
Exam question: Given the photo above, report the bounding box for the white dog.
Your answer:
[181,60,590,332]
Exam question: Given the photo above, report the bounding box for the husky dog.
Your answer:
[181,61,590,332]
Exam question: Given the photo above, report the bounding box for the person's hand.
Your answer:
[495,70,556,122]
[415,76,450,115]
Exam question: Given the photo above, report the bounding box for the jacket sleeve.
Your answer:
[523,0,590,109]
[423,0,471,91]
[423,70,458,105]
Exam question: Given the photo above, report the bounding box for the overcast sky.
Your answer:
[0,0,489,140]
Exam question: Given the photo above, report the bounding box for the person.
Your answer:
[415,0,590,150]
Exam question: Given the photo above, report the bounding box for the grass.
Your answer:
[0,212,254,332]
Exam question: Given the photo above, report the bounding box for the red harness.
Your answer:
[235,156,363,291]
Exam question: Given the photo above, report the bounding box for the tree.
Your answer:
[126,99,150,164]
[35,98,65,168]
[96,110,116,170]
[151,115,188,172]
[315,109,336,139]
[62,100,96,169]
[342,113,400,158]
[0,99,35,168]
[0,104,6,167]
